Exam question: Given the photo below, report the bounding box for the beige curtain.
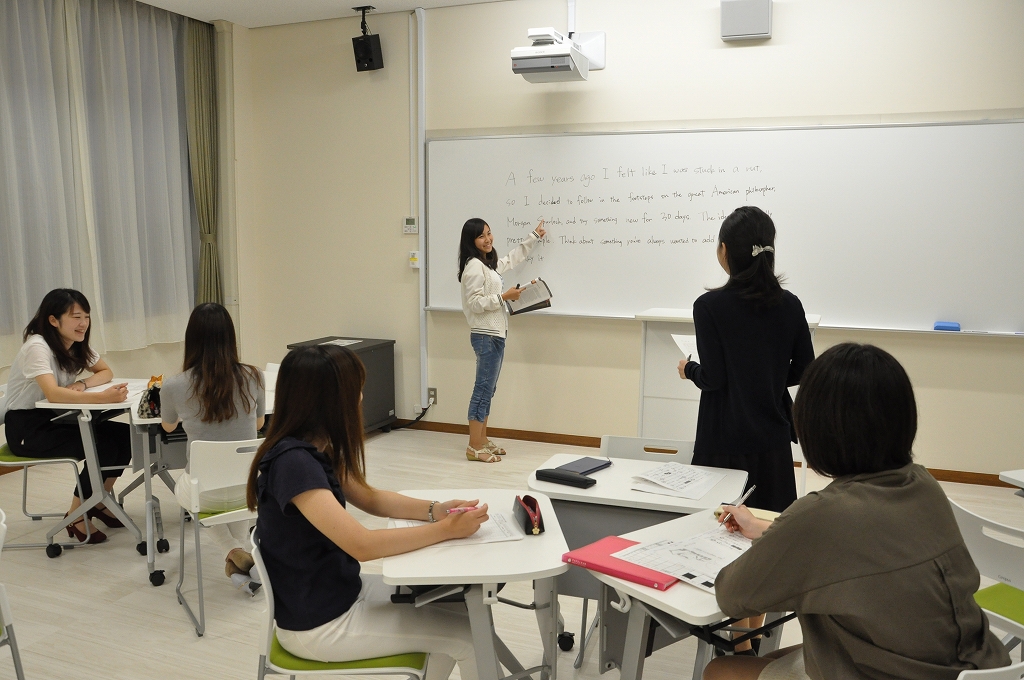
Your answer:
[185,19,221,304]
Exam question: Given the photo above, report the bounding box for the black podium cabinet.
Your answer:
[285,337,397,432]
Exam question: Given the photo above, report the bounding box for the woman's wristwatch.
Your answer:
[74,379,86,389]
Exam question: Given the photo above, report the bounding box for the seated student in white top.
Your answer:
[2,289,131,544]
[160,302,265,588]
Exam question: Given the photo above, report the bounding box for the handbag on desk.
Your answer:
[137,375,163,419]
[513,495,545,535]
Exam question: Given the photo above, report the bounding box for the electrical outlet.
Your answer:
[427,387,437,405]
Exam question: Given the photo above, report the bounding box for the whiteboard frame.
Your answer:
[425,119,1024,333]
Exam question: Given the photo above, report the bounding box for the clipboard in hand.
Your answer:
[506,278,553,315]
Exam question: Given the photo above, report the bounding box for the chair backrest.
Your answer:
[264,364,280,389]
[950,499,1024,590]
[0,507,7,559]
[958,659,1024,679]
[187,439,260,509]
[251,532,277,659]
[0,383,7,427]
[599,435,694,464]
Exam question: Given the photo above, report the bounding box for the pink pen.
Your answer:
[447,507,479,515]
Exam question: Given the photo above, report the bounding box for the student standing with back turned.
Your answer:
[458,217,545,463]
[678,206,814,513]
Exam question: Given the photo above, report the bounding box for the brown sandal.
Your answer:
[466,445,501,463]
[225,548,255,578]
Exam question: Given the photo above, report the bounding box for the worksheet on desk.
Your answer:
[392,512,524,546]
[631,463,725,500]
[611,528,752,594]
[85,378,150,401]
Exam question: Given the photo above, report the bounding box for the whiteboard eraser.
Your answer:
[934,321,960,331]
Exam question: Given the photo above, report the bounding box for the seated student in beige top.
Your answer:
[161,303,265,590]
[705,343,1010,680]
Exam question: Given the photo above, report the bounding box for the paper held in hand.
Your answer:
[671,334,700,363]
[392,512,524,547]
[506,278,553,315]
[631,463,726,500]
[611,528,752,594]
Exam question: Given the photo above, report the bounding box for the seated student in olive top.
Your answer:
[705,343,1010,680]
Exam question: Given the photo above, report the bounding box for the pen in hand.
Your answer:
[447,507,479,515]
[720,485,756,527]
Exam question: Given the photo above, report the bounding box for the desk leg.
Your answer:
[47,411,141,543]
[534,577,559,680]
[141,430,167,584]
[618,604,654,680]
[466,584,502,680]
[691,640,713,680]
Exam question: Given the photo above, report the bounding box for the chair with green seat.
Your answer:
[950,499,1024,660]
[0,384,88,553]
[251,532,429,680]
[176,438,260,636]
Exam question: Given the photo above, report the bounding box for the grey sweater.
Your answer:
[716,463,1010,680]
[161,368,265,449]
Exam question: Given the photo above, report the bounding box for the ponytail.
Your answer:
[712,206,785,306]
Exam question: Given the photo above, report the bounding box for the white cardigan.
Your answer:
[460,231,541,338]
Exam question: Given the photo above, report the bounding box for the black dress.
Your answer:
[683,288,814,512]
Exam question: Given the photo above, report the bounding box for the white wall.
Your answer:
[230,0,1024,473]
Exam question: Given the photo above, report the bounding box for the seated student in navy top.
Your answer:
[246,345,486,680]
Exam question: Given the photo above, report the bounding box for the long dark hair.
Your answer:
[793,343,916,478]
[712,206,785,305]
[23,289,95,374]
[246,345,367,511]
[183,303,261,424]
[457,218,498,282]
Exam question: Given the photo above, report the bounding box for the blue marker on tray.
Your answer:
[934,321,960,332]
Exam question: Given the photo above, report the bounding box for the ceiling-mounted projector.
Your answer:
[511,28,605,83]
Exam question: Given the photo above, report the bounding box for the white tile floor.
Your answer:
[0,429,1020,680]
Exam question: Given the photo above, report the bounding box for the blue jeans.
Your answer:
[467,333,505,423]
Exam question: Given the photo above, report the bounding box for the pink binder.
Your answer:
[562,536,679,591]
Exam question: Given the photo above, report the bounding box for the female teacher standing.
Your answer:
[458,218,545,463]
[678,206,814,513]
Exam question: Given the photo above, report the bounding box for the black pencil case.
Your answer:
[535,468,597,488]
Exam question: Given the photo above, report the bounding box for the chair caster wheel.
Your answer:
[45,544,62,558]
[150,570,165,586]
[558,632,575,651]
[156,538,170,553]
[136,541,147,555]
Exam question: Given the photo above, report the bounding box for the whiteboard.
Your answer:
[426,121,1024,332]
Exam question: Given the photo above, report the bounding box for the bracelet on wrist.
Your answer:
[427,500,439,523]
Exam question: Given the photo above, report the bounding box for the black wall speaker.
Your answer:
[353,34,384,71]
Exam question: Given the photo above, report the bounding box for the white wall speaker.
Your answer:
[721,0,772,42]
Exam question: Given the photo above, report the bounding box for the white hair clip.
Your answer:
[752,245,774,257]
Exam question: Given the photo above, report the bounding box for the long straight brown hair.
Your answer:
[183,303,261,423]
[246,345,367,511]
